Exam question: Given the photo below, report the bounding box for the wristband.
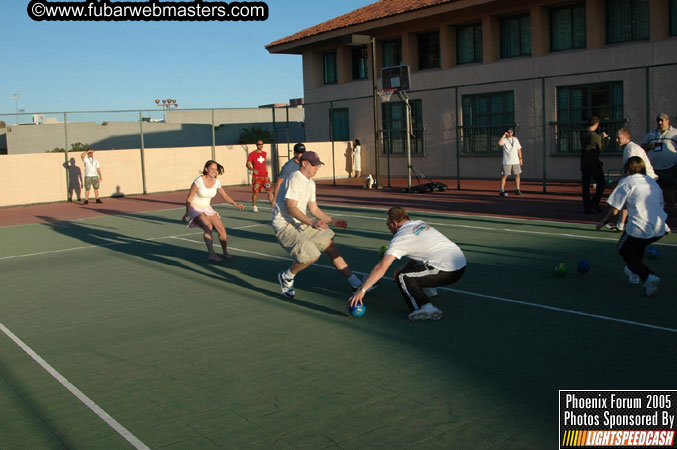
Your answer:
[359,288,367,294]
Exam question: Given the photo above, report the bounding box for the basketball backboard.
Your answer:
[381,65,411,91]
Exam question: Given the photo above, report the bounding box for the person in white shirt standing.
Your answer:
[80,148,102,205]
[273,151,372,299]
[642,113,677,215]
[497,127,523,197]
[596,156,667,297]
[349,207,467,321]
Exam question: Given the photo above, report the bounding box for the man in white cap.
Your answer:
[642,113,677,215]
[272,151,373,298]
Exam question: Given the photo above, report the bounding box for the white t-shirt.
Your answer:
[606,174,667,239]
[272,170,316,232]
[641,126,677,170]
[500,137,521,165]
[622,141,657,180]
[385,220,467,272]
[83,156,100,177]
[275,158,300,204]
[191,176,221,207]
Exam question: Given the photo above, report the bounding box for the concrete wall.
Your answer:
[0,141,352,207]
[5,107,306,155]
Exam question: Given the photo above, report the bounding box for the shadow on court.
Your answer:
[37,215,344,319]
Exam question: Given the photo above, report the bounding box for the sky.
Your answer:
[0,0,371,117]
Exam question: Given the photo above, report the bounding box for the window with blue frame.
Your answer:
[461,91,514,155]
[500,14,531,58]
[555,82,625,154]
[351,46,368,80]
[606,0,649,43]
[323,52,337,84]
[417,31,440,69]
[382,39,402,68]
[457,23,483,64]
[381,99,424,155]
[330,108,350,142]
[551,4,586,51]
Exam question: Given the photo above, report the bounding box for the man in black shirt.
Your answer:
[579,116,607,213]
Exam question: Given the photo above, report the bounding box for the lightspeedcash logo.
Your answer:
[28,0,269,22]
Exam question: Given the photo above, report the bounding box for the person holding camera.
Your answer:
[497,127,523,196]
[579,116,608,213]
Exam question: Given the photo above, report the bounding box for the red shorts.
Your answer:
[252,175,272,193]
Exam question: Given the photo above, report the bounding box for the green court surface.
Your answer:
[1,205,675,449]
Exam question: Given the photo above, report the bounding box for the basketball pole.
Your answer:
[371,36,381,188]
[398,91,412,191]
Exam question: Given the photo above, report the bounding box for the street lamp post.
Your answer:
[11,94,20,125]
[154,98,178,121]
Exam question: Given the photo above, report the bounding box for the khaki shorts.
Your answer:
[276,223,335,264]
[501,164,522,176]
[85,176,100,190]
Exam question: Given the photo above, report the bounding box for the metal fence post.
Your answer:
[328,101,336,186]
[64,112,70,200]
[455,88,461,190]
[285,105,291,160]
[271,106,279,179]
[542,77,547,193]
[211,108,216,161]
[138,111,147,194]
[645,66,651,132]
[371,36,381,188]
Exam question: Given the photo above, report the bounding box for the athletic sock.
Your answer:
[348,274,361,289]
[283,269,295,280]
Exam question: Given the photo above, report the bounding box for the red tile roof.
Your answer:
[266,0,456,50]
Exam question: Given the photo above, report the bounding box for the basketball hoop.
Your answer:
[377,88,396,103]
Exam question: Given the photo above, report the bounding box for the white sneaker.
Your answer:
[616,223,624,232]
[252,206,258,213]
[278,271,295,298]
[644,274,660,297]
[423,287,438,297]
[604,223,618,231]
[408,303,442,321]
[624,266,640,285]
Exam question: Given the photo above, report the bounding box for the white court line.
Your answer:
[0,322,150,450]
[0,223,266,260]
[328,212,677,247]
[259,203,676,247]
[171,236,677,335]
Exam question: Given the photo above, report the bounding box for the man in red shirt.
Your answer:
[246,140,274,212]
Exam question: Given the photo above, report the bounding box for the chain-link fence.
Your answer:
[296,62,677,189]
[1,62,675,194]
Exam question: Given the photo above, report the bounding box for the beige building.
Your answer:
[267,0,677,182]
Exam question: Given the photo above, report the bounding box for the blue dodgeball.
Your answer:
[577,260,591,274]
[646,246,659,259]
[349,303,366,317]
